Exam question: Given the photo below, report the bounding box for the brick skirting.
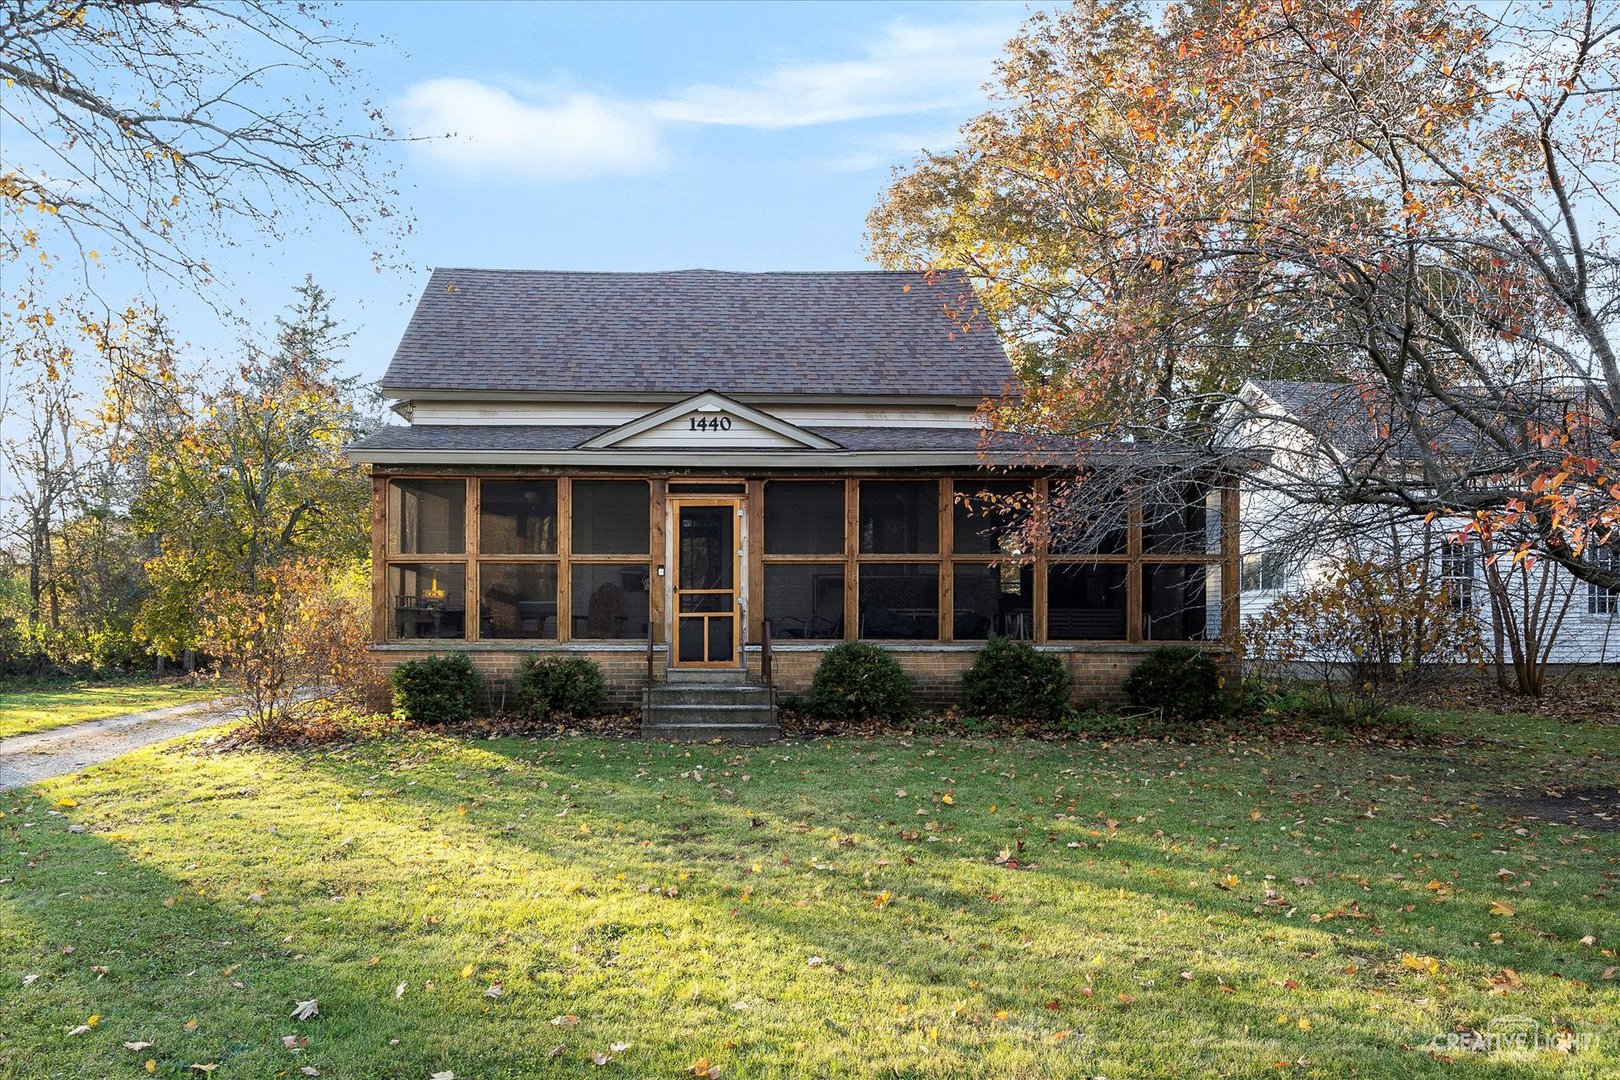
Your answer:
[368,641,1235,712]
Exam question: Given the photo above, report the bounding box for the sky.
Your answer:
[67,0,1047,386]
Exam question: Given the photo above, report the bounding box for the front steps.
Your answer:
[642,670,779,743]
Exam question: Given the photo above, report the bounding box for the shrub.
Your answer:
[391,653,480,724]
[517,655,607,720]
[199,559,386,741]
[961,636,1071,722]
[1242,550,1482,722]
[1123,645,1224,723]
[809,642,914,723]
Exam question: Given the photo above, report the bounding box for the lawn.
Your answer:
[0,678,219,740]
[1,712,1616,1078]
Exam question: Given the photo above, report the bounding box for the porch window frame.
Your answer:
[374,471,1241,649]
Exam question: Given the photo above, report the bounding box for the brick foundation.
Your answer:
[369,641,1235,714]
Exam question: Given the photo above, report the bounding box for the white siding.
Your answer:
[614,411,807,449]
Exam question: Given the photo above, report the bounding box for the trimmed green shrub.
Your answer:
[518,655,607,720]
[390,653,480,724]
[1123,645,1223,722]
[809,642,914,723]
[961,636,1071,722]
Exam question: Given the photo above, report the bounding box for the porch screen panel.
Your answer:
[389,480,466,555]
[953,481,1030,555]
[952,562,1034,640]
[572,480,650,554]
[764,481,844,554]
[387,562,467,640]
[1143,564,1209,640]
[571,563,651,640]
[1144,483,1219,554]
[478,564,558,640]
[1046,564,1127,641]
[764,564,844,639]
[480,480,558,554]
[859,563,939,640]
[860,481,938,554]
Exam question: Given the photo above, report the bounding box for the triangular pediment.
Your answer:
[577,391,841,450]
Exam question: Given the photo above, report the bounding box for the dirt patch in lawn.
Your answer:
[1495,785,1620,830]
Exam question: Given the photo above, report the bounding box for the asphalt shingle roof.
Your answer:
[380,268,1013,399]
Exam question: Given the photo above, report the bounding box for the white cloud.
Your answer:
[398,78,666,182]
[396,14,1019,184]
[653,20,1012,129]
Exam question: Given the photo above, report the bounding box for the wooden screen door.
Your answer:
[671,498,743,667]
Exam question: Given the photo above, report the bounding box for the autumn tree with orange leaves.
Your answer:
[872,0,1620,590]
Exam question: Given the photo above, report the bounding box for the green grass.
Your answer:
[2,711,1617,1078]
[0,678,218,739]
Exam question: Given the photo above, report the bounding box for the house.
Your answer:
[1227,378,1620,666]
[346,269,1242,737]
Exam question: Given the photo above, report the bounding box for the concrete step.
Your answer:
[642,721,780,744]
[663,668,750,684]
[643,704,776,726]
[641,679,779,742]
[647,684,773,708]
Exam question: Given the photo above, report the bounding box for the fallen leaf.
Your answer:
[484,983,503,999]
[430,1072,455,1080]
[590,1052,611,1066]
[67,1025,92,1037]
[300,1069,320,1077]
[550,1015,579,1027]
[395,982,407,1000]
[610,1042,631,1053]
[290,999,318,1021]
[190,1066,217,1074]
[183,1019,199,1032]
[806,956,826,967]
[1401,954,1440,976]
[124,1042,154,1051]
[1489,900,1517,917]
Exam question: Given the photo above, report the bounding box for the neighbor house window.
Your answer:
[1588,547,1620,616]
[1440,539,1475,612]
[1240,550,1288,592]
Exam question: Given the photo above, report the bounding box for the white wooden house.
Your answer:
[1224,379,1620,666]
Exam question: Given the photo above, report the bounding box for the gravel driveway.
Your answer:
[0,699,239,790]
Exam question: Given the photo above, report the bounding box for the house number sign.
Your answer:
[688,413,734,432]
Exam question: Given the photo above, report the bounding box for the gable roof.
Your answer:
[379,268,1013,399]
[577,391,840,450]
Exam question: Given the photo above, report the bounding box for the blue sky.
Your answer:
[136,1,1045,384]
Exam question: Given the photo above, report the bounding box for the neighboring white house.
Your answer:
[1223,378,1620,666]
